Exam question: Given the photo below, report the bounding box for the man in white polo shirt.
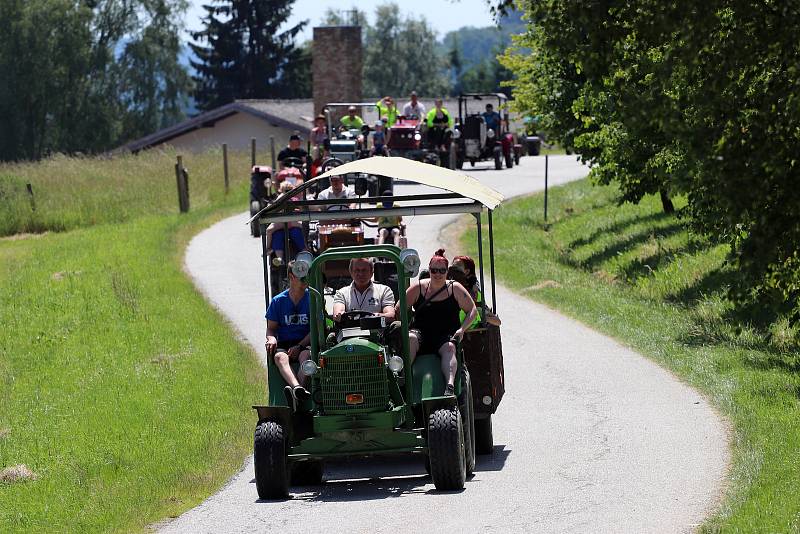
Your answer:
[332,258,395,322]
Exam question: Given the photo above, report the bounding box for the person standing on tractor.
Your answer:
[340,105,365,130]
[265,261,312,411]
[376,190,403,246]
[310,114,329,161]
[426,99,453,151]
[376,96,398,127]
[402,91,426,119]
[277,134,308,169]
[332,258,395,322]
[397,249,476,397]
[482,103,502,133]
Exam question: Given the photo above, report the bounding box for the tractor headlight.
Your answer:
[292,251,314,278]
[482,395,492,406]
[452,128,461,139]
[399,248,421,277]
[300,359,318,377]
[414,132,422,141]
[388,355,404,373]
[486,129,496,139]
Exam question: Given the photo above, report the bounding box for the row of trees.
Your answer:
[501,1,800,318]
[0,0,190,161]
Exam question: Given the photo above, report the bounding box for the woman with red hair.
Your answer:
[396,249,477,396]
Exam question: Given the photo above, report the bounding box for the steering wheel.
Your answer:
[321,157,344,173]
[339,310,376,328]
[281,156,305,169]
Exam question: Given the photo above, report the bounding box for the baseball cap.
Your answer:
[289,134,301,141]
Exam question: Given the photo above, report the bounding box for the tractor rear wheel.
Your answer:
[514,151,521,165]
[505,152,513,169]
[254,420,289,499]
[427,407,466,490]
[459,368,476,475]
[291,460,324,486]
[474,415,494,455]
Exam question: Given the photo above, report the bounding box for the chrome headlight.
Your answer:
[292,251,314,278]
[486,129,496,139]
[388,355,404,373]
[300,359,318,377]
[452,129,461,139]
[399,248,421,277]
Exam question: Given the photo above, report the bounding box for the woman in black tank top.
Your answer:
[396,249,477,396]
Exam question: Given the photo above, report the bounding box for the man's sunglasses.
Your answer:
[429,267,448,275]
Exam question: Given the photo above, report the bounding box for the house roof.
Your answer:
[121,96,521,153]
[121,99,314,153]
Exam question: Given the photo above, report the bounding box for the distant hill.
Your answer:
[439,9,526,71]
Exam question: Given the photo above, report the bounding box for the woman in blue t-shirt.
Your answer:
[265,262,312,411]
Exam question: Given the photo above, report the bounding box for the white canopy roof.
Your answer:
[316,156,504,209]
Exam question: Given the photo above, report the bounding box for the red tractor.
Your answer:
[453,93,522,170]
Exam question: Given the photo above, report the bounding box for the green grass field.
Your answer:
[0,147,253,236]
[0,151,267,532]
[463,179,800,532]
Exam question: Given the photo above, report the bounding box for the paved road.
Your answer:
[170,156,729,533]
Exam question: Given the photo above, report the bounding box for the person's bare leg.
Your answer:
[274,351,300,387]
[409,332,420,364]
[378,228,388,245]
[391,228,401,246]
[297,349,311,386]
[439,342,457,386]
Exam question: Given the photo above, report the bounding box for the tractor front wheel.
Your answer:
[474,415,494,455]
[494,150,502,170]
[254,420,289,499]
[505,152,513,169]
[427,407,466,490]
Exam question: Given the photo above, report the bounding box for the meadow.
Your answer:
[0,149,268,532]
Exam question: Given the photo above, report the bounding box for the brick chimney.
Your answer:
[312,26,363,119]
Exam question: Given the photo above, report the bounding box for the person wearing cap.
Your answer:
[425,99,454,151]
[402,91,426,119]
[375,96,398,127]
[315,174,356,211]
[277,134,308,168]
[340,106,365,130]
[369,120,389,156]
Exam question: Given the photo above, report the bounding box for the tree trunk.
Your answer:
[660,190,675,214]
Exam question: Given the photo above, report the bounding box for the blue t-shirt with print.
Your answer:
[265,289,310,342]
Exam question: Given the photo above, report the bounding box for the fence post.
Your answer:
[251,137,257,167]
[175,155,189,213]
[25,183,36,211]
[544,154,549,222]
[270,136,276,170]
[223,143,229,195]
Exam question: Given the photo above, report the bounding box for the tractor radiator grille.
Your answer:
[320,353,389,414]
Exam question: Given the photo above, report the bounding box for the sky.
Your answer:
[183,0,497,42]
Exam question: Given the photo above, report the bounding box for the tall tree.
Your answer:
[362,3,448,98]
[190,0,307,110]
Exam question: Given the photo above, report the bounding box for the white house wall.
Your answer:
[156,112,302,155]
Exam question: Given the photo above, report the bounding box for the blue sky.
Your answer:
[183,0,497,42]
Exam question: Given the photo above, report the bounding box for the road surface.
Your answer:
[168,156,729,533]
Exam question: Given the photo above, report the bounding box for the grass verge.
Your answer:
[462,179,800,532]
[0,178,266,532]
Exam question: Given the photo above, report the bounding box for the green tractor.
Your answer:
[249,156,505,499]
[253,245,476,498]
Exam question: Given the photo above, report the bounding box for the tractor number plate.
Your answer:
[345,393,364,405]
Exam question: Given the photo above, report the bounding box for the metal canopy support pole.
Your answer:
[261,231,271,309]
[488,209,497,313]
[475,211,487,321]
